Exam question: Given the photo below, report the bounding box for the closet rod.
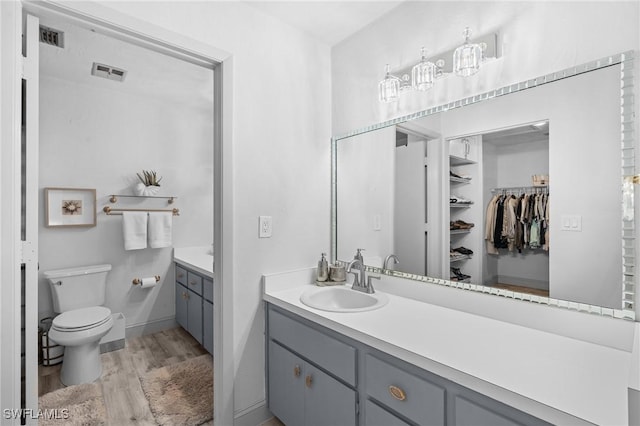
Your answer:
[103,206,180,216]
[491,186,549,193]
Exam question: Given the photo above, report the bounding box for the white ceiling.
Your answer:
[245,1,404,45]
[38,2,403,106]
[38,17,214,111]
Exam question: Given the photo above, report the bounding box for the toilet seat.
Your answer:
[52,306,112,332]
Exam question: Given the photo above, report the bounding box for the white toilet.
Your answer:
[44,264,114,386]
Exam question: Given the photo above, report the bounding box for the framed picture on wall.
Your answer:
[44,187,97,227]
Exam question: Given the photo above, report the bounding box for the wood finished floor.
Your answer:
[492,283,550,297]
[39,327,211,426]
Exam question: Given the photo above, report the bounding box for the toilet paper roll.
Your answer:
[140,277,157,288]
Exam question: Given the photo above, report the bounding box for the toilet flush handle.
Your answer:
[53,281,62,286]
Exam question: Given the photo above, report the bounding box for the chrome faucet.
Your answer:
[347,259,377,294]
[383,254,400,271]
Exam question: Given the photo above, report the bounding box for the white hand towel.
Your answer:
[122,212,148,250]
[148,211,173,248]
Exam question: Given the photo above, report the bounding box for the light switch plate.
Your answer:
[259,216,272,238]
[561,215,582,232]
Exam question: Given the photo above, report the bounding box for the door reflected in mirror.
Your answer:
[336,61,630,313]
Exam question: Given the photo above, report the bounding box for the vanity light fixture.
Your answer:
[411,47,437,91]
[378,27,497,103]
[453,27,485,77]
[378,64,401,103]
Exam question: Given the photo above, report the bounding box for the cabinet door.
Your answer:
[268,342,305,426]
[202,299,213,354]
[187,288,203,343]
[175,283,188,330]
[364,400,412,426]
[453,396,523,426]
[304,365,357,426]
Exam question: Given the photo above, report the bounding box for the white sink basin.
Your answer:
[300,285,389,313]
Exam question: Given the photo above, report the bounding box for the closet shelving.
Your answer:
[447,136,482,285]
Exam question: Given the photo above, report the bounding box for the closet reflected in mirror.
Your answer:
[336,60,627,312]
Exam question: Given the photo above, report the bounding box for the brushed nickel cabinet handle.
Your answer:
[305,374,313,388]
[293,365,301,377]
[389,385,406,401]
[182,292,189,300]
[190,281,197,285]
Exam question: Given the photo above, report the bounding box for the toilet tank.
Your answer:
[44,264,111,313]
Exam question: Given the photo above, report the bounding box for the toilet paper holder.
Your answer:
[132,275,161,285]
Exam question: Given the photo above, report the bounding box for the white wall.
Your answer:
[92,1,332,419]
[38,63,214,327]
[332,1,639,134]
[337,127,395,263]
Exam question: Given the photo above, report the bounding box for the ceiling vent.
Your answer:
[91,62,127,82]
[39,25,64,48]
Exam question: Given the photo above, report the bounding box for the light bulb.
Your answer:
[378,64,400,103]
[453,27,482,77]
[411,47,436,91]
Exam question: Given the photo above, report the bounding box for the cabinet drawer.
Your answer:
[203,277,213,303]
[269,308,356,386]
[365,400,411,426]
[175,265,187,285]
[186,271,203,296]
[365,354,445,425]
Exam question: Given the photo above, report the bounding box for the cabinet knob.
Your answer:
[293,365,301,378]
[388,385,406,401]
[182,292,189,300]
[178,273,184,278]
[190,281,197,286]
[305,374,313,388]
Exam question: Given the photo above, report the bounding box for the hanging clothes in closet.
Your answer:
[485,189,549,255]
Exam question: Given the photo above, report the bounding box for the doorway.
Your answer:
[9,3,232,425]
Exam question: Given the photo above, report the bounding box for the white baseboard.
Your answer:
[125,316,177,338]
[234,400,271,426]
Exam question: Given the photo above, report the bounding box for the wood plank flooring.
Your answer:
[39,327,209,425]
[492,282,550,297]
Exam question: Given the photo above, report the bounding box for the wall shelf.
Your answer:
[109,194,177,204]
[449,155,476,166]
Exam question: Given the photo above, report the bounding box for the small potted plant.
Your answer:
[134,170,162,196]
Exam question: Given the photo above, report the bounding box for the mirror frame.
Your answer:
[331,51,636,320]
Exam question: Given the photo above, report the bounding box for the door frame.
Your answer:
[0,2,235,425]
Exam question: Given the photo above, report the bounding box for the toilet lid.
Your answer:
[52,306,112,331]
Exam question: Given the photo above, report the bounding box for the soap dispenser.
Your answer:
[317,253,329,283]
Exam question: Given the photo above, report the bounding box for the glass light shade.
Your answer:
[412,49,436,91]
[379,65,400,103]
[453,27,482,77]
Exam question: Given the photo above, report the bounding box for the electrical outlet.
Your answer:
[373,214,381,231]
[259,216,272,238]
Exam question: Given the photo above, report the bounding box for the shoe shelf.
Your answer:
[450,176,472,184]
[450,229,472,235]
[449,155,476,166]
[450,254,471,262]
[450,204,472,208]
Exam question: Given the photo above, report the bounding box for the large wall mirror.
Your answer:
[332,52,636,320]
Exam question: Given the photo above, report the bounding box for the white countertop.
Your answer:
[173,246,214,278]
[263,268,635,425]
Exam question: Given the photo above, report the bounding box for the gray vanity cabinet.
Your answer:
[267,307,358,426]
[175,263,213,354]
[266,303,551,426]
[269,341,357,426]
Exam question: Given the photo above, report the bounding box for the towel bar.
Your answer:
[103,206,180,216]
